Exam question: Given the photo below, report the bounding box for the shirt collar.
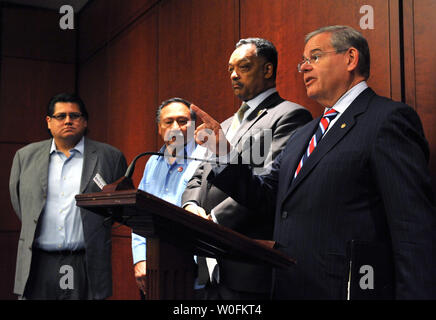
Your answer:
[325,81,368,114]
[159,139,196,165]
[244,87,277,110]
[50,136,85,155]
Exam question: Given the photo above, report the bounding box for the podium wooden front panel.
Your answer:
[146,238,195,300]
[76,189,295,299]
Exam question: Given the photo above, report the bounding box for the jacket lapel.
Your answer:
[279,118,319,191]
[35,140,52,219]
[282,87,375,202]
[39,140,51,193]
[231,92,284,146]
[80,138,98,193]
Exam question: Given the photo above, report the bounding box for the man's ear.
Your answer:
[158,123,163,138]
[46,116,52,130]
[264,62,274,79]
[346,47,360,73]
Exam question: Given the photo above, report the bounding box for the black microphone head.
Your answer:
[124,152,163,178]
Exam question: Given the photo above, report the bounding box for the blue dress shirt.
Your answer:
[34,137,85,251]
[131,140,204,264]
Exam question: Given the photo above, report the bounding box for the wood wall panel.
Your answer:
[158,0,239,125]
[404,0,436,193]
[78,48,109,143]
[108,0,158,39]
[0,143,23,232]
[0,143,22,300]
[78,0,109,62]
[79,0,159,63]
[240,0,396,118]
[1,6,76,63]
[0,57,76,143]
[107,9,158,188]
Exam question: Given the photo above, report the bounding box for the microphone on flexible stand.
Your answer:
[102,149,226,192]
[124,152,164,179]
[102,152,163,192]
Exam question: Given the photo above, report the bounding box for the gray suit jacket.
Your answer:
[182,92,312,293]
[9,137,127,299]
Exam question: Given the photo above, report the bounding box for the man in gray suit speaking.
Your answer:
[9,93,127,299]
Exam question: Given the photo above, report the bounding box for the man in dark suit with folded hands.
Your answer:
[190,26,436,299]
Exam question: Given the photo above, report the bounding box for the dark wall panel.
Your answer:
[107,9,158,187]
[78,0,109,63]
[78,48,109,143]
[108,0,158,39]
[158,0,239,125]
[240,0,398,117]
[79,0,159,63]
[0,143,23,232]
[0,57,75,143]
[0,143,23,300]
[404,0,436,193]
[1,6,76,63]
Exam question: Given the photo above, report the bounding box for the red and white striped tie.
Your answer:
[294,108,339,178]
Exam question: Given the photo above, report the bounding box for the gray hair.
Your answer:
[305,25,370,79]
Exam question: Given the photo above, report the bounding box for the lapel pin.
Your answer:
[341,123,346,128]
[177,166,184,172]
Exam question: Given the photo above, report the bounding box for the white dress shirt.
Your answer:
[323,81,368,136]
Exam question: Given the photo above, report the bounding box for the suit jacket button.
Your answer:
[282,211,288,219]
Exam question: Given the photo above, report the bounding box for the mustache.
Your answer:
[164,130,185,142]
[232,81,243,87]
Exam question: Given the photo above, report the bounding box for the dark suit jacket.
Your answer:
[211,88,436,299]
[182,92,312,293]
[9,137,127,299]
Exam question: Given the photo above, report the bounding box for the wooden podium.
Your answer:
[76,183,295,299]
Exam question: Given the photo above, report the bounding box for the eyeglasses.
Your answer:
[50,112,83,121]
[297,49,348,72]
[161,118,190,127]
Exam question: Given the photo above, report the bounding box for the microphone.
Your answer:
[125,150,234,178]
[103,142,266,193]
[103,149,226,192]
[124,152,163,179]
